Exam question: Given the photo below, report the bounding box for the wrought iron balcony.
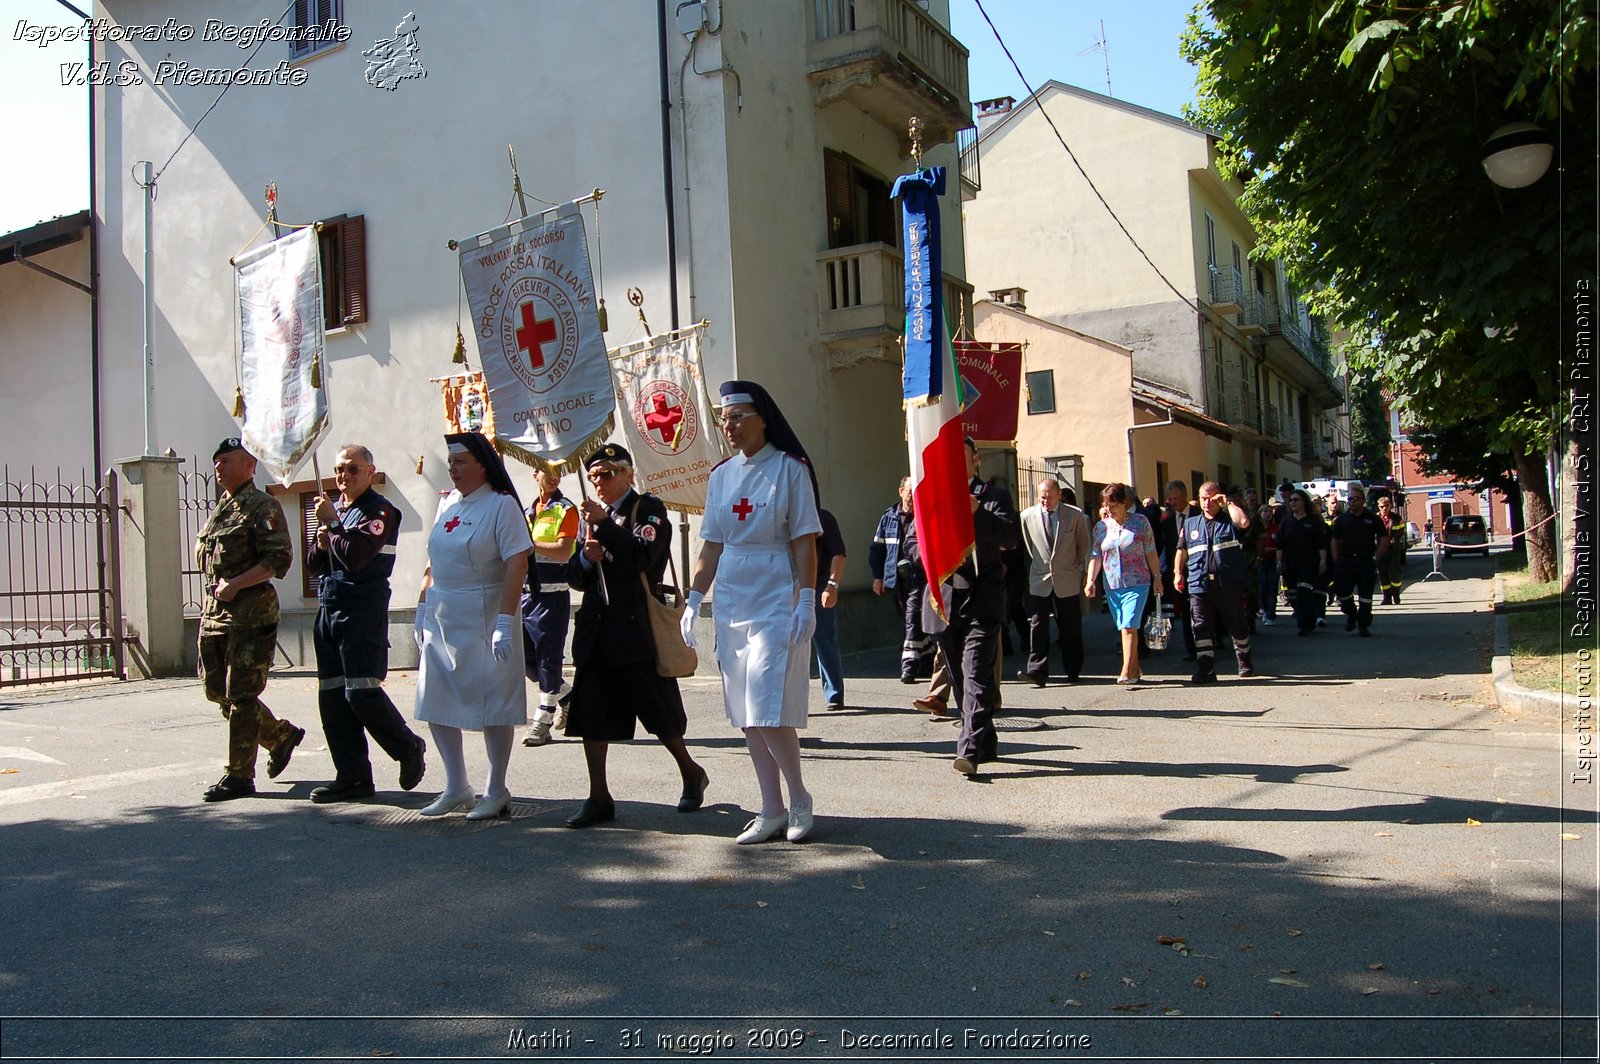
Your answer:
[957,125,981,200]
[1236,291,1268,335]
[807,0,972,152]
[1207,266,1244,313]
[1262,306,1343,406]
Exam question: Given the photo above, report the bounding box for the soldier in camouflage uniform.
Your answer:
[197,438,304,802]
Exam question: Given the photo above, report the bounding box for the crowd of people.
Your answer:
[192,391,1410,839]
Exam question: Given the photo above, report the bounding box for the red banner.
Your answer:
[955,340,1023,443]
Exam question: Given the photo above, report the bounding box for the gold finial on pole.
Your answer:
[908,117,924,170]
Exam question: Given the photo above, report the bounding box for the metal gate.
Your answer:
[0,466,125,686]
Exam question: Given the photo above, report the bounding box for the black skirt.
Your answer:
[564,657,687,741]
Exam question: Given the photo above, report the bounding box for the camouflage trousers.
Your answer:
[199,625,296,778]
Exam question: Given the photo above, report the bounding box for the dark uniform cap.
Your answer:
[213,437,248,460]
[585,443,632,469]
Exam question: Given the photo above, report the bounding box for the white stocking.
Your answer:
[743,728,785,817]
[428,723,468,796]
[483,724,515,798]
[758,726,810,809]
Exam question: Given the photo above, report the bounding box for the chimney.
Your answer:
[989,286,1027,313]
[975,95,1015,133]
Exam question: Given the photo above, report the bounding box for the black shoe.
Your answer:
[953,756,978,777]
[266,726,305,780]
[1359,627,1372,637]
[310,779,375,804]
[1345,615,1357,632]
[900,673,918,685]
[677,769,709,812]
[399,737,427,791]
[203,774,255,802]
[1190,670,1218,684]
[825,701,845,711]
[565,797,616,828]
[1017,670,1047,688]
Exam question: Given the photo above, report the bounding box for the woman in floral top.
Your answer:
[1085,483,1163,685]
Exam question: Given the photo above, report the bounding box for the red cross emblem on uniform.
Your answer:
[444,516,461,532]
[515,301,557,370]
[644,392,684,444]
[732,498,754,521]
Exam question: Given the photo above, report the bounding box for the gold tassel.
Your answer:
[451,325,467,364]
[415,454,424,475]
[597,298,609,333]
[232,386,245,418]
[309,353,322,389]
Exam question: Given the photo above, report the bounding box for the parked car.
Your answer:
[1441,514,1490,556]
[1406,521,1422,547]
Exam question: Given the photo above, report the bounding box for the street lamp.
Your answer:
[1481,122,1555,189]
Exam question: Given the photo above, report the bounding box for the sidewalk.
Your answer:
[0,563,1594,1061]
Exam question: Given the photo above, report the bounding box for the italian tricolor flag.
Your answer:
[893,166,974,621]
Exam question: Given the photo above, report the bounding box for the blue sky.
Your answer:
[0,0,1202,236]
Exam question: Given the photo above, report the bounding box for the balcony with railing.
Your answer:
[1262,306,1344,406]
[957,125,981,201]
[1236,291,1268,335]
[1206,265,1244,313]
[817,242,973,368]
[807,0,972,151]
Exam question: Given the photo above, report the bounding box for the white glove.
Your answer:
[413,602,427,650]
[681,590,703,649]
[789,586,817,646]
[491,613,515,662]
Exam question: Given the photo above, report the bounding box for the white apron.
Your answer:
[414,486,529,729]
[702,444,822,729]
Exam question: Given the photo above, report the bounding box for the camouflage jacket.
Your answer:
[196,482,292,633]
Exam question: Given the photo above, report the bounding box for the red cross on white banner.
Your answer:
[515,301,557,370]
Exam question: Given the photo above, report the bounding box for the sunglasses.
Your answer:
[333,463,366,474]
[587,468,620,481]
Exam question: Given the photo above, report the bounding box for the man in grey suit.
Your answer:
[1019,479,1090,686]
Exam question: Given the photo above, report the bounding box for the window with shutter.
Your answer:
[823,149,896,250]
[316,214,368,329]
[298,490,322,599]
[290,0,343,61]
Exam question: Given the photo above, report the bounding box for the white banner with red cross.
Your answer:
[457,202,615,471]
[607,323,728,514]
[234,225,330,486]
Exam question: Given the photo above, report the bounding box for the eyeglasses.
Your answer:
[587,468,619,481]
[722,411,758,425]
[333,464,366,474]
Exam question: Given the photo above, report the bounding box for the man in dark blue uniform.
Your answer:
[306,445,427,803]
[935,437,1020,778]
[1173,481,1255,683]
[1330,484,1390,636]
[521,467,579,746]
[869,475,931,683]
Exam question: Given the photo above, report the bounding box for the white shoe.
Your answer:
[522,721,551,747]
[786,798,814,842]
[735,811,788,844]
[466,789,512,820]
[418,786,475,817]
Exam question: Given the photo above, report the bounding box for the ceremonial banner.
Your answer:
[457,202,614,470]
[955,340,1023,444]
[438,372,496,437]
[234,226,330,486]
[608,325,727,513]
[892,166,972,621]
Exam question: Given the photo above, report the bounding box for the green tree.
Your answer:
[1183,0,1596,583]
[1348,372,1392,482]
[1407,418,1525,552]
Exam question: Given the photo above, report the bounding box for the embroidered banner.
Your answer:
[234,226,330,486]
[607,324,727,514]
[457,202,615,471]
[955,340,1023,444]
[438,371,497,437]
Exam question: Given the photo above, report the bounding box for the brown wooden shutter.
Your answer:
[824,149,855,249]
[299,491,321,598]
[291,0,311,57]
[316,215,344,330]
[338,214,367,324]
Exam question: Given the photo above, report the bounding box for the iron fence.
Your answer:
[177,458,218,614]
[0,466,124,686]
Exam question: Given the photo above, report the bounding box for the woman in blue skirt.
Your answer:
[1084,483,1163,685]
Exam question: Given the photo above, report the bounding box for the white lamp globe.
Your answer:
[1481,122,1555,189]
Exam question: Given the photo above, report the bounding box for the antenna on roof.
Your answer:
[1078,20,1111,97]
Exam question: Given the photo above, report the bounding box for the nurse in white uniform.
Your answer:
[683,381,823,844]
[412,432,532,820]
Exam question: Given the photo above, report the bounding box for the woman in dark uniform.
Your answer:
[1275,489,1329,636]
[561,444,709,829]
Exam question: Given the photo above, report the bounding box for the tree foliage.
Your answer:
[1183,0,1594,580]
[1348,371,1392,482]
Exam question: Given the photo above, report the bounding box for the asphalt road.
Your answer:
[0,555,1594,1062]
